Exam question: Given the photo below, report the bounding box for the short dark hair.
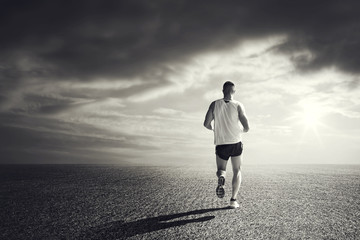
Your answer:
[223,81,235,93]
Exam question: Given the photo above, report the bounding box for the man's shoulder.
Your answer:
[212,99,223,105]
[209,100,218,110]
[232,99,243,106]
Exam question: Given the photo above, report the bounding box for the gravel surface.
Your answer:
[1,164,359,239]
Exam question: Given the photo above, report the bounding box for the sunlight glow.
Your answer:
[293,99,328,134]
[289,99,330,147]
[302,104,323,129]
[287,99,329,146]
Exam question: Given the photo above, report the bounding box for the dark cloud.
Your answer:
[1,0,359,87]
[9,94,75,114]
[0,113,156,164]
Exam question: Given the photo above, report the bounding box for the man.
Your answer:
[203,81,250,209]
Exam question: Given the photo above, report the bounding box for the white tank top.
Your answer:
[213,99,242,145]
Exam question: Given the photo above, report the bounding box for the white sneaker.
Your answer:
[229,199,239,209]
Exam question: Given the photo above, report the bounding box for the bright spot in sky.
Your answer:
[302,103,323,129]
[288,99,328,133]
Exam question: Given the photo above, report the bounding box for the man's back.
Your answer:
[213,99,242,145]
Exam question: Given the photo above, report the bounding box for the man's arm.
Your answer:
[203,101,215,130]
[238,103,250,132]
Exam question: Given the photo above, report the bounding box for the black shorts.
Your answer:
[215,142,243,160]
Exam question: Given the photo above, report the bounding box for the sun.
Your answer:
[287,99,328,145]
[302,106,322,129]
[296,100,328,132]
[289,99,327,131]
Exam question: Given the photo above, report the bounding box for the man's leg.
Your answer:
[216,155,228,177]
[230,155,242,200]
[216,155,228,198]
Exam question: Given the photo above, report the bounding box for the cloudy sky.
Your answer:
[1,0,359,165]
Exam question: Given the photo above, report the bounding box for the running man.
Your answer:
[203,81,250,209]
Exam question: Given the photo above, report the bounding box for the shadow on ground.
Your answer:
[79,207,230,239]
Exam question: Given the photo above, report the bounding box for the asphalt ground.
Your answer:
[1,164,359,239]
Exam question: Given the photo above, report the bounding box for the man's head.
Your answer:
[223,81,235,95]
